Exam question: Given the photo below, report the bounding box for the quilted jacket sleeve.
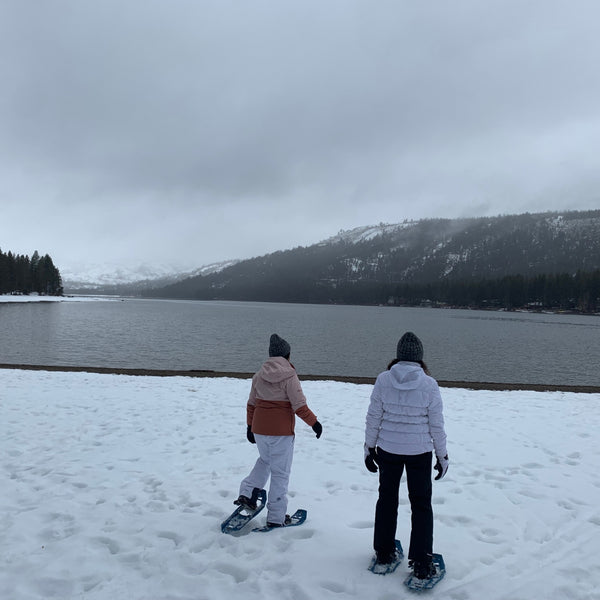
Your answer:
[427,382,447,459]
[365,376,384,449]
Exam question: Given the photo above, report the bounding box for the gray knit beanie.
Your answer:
[269,333,291,358]
[396,331,424,362]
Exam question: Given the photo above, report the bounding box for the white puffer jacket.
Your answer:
[365,362,447,458]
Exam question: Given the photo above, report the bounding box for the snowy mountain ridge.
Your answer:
[62,210,600,298]
[321,222,414,245]
[141,209,600,308]
[62,260,239,292]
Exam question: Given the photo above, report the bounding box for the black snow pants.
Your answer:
[373,449,433,562]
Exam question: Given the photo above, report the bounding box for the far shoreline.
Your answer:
[4,294,600,317]
[1,363,599,394]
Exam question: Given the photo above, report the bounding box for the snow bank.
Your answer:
[0,295,112,303]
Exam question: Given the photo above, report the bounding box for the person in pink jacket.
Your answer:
[234,334,322,527]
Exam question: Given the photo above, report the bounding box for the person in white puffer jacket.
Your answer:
[364,331,448,580]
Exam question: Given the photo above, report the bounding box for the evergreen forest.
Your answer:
[0,249,63,296]
[147,267,600,313]
[330,270,600,313]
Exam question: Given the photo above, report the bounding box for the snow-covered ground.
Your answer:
[1,369,599,600]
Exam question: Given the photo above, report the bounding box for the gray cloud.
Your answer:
[1,0,600,271]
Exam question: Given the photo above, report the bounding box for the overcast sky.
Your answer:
[1,1,600,273]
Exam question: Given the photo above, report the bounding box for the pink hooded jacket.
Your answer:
[247,356,317,436]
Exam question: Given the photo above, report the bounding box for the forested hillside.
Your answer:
[0,249,63,296]
[144,210,600,312]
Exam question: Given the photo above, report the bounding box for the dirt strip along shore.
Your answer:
[1,363,599,394]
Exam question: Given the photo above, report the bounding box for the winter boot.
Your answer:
[233,487,262,511]
[410,556,436,580]
[375,548,399,565]
[266,514,292,528]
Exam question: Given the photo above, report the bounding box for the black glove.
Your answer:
[434,455,449,480]
[365,447,378,473]
[312,420,323,439]
[246,425,256,444]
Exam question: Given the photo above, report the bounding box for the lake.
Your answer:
[0,298,598,386]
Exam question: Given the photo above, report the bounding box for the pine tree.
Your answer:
[0,248,63,296]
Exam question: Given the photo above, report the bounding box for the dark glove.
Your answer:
[364,447,378,473]
[434,455,449,480]
[246,425,256,444]
[312,420,323,439]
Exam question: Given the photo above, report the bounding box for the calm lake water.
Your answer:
[0,298,599,386]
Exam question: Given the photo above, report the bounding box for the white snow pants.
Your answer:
[239,434,295,525]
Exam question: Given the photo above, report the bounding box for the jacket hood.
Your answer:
[258,356,296,384]
[388,362,427,390]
